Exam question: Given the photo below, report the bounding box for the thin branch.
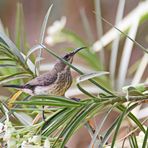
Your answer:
[116,118,148,144]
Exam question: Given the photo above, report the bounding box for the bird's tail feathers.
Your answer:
[2,84,24,89]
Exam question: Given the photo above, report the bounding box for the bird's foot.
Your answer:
[70,97,81,102]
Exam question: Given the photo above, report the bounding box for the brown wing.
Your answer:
[24,71,57,90]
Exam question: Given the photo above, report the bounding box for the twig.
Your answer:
[117,117,148,143]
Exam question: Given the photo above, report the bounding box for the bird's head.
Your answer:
[54,47,86,72]
[63,47,86,63]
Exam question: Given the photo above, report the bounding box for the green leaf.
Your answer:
[76,71,109,98]
[77,83,97,98]
[129,135,134,148]
[100,103,139,147]
[15,2,24,49]
[142,127,148,148]
[0,39,35,75]
[99,116,119,147]
[26,44,44,61]
[0,32,25,63]
[41,108,79,136]
[54,103,103,147]
[39,4,53,45]
[14,100,81,107]
[76,71,109,83]
[111,104,128,148]
[41,108,70,135]
[0,58,13,61]
[117,105,146,133]
[89,104,117,148]
[101,17,148,53]
[30,95,85,105]
[0,64,15,67]
[59,104,96,147]
[36,4,53,72]
[129,134,138,148]
[0,72,31,84]
[132,133,139,148]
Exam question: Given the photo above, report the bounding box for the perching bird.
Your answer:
[3,47,85,96]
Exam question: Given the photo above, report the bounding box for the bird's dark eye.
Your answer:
[64,54,69,59]
[65,55,69,58]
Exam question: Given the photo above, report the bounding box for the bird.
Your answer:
[3,47,85,97]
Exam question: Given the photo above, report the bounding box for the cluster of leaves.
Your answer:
[0,2,148,148]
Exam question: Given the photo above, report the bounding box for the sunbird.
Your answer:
[3,47,85,97]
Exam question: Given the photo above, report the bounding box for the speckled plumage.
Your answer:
[32,69,72,96]
[3,47,85,96]
[19,60,72,96]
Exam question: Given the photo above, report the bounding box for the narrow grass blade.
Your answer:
[129,135,135,148]
[36,4,53,73]
[42,108,79,136]
[77,83,97,98]
[39,4,53,46]
[30,95,85,105]
[110,0,125,88]
[132,53,148,85]
[117,105,146,133]
[21,53,36,75]
[76,71,109,97]
[0,58,13,61]
[94,0,104,65]
[25,45,42,75]
[26,44,43,61]
[0,36,36,75]
[14,100,81,107]
[0,72,31,84]
[77,71,109,83]
[0,32,25,63]
[89,104,116,148]
[58,104,95,147]
[133,133,139,148]
[13,112,32,126]
[100,17,148,54]
[93,1,148,53]
[142,127,148,148]
[0,64,15,67]
[129,133,139,148]
[15,2,22,49]
[128,59,141,76]
[99,116,119,147]
[99,103,138,147]
[130,53,148,119]
[117,17,139,90]
[111,104,128,148]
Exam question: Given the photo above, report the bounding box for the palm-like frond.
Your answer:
[0,1,147,148]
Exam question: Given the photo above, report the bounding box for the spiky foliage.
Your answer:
[0,1,148,148]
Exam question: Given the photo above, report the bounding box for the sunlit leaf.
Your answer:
[26,44,43,61]
[0,72,31,84]
[0,64,15,67]
[76,71,109,83]
[142,127,148,148]
[0,32,25,63]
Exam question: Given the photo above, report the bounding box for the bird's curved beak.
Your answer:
[71,47,86,56]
